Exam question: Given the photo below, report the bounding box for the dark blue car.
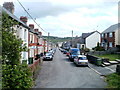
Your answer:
[69,48,80,61]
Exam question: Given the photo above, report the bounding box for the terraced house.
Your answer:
[2,6,29,64]
[2,2,45,64]
[28,24,44,63]
[101,23,120,50]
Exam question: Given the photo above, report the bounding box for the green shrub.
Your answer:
[92,42,105,51]
[2,9,33,89]
[2,64,33,89]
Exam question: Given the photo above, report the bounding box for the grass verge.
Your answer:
[96,54,120,61]
[105,73,120,88]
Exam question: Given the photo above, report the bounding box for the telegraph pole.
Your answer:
[47,32,50,52]
[72,30,73,48]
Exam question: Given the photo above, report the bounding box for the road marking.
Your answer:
[88,65,102,76]
[104,67,115,72]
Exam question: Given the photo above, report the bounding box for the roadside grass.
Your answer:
[95,54,120,61]
[105,73,120,88]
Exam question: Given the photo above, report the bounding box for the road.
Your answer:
[34,48,107,88]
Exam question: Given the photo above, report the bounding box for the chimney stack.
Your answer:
[34,29,38,32]
[20,16,28,24]
[3,2,14,14]
[29,24,34,29]
[38,32,42,36]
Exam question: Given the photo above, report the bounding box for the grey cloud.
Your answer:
[14,1,75,18]
[14,1,117,19]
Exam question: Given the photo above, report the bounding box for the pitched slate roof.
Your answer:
[80,31,100,44]
[2,7,30,29]
[82,33,91,39]
[102,23,120,33]
[82,31,100,39]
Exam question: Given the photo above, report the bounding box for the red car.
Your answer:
[66,52,70,57]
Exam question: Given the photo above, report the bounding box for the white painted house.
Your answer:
[15,24,29,63]
[86,31,101,49]
[81,31,101,50]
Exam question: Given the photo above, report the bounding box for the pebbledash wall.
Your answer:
[14,25,29,63]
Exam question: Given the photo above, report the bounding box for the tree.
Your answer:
[2,12,26,65]
[2,11,33,88]
[92,42,105,51]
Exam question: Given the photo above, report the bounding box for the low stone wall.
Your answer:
[28,58,41,79]
[87,54,100,64]
[116,64,120,74]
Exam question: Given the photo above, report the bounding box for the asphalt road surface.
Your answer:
[34,48,107,88]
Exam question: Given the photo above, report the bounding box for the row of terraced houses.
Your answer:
[2,2,55,64]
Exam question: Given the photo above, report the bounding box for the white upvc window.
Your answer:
[101,34,104,38]
[24,29,27,42]
[101,43,104,47]
[109,32,113,37]
[105,33,107,38]
[109,42,113,47]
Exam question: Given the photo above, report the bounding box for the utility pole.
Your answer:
[72,30,73,48]
[47,32,50,52]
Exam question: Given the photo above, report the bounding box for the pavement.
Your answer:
[88,63,116,76]
[34,48,107,88]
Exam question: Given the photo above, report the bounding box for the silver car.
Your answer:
[43,53,53,61]
[74,55,88,66]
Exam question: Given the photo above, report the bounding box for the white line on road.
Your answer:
[88,65,102,76]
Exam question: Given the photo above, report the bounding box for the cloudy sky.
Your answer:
[1,0,119,37]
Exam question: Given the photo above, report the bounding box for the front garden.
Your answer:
[95,54,120,61]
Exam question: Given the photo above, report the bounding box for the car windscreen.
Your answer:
[79,57,87,60]
[46,53,52,56]
[71,50,80,55]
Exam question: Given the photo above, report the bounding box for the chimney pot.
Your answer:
[38,32,42,36]
[34,29,38,32]
[29,24,34,29]
[20,16,28,24]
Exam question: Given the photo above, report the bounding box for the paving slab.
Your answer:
[89,63,115,76]
[109,61,119,64]
[116,59,120,63]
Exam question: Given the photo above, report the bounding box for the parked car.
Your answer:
[69,48,80,61]
[43,52,53,61]
[74,55,88,66]
[63,50,68,54]
[66,52,70,57]
[48,49,55,56]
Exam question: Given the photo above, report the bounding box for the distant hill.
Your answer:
[42,36,72,43]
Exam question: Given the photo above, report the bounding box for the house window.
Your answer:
[109,42,113,47]
[24,29,26,42]
[101,34,104,38]
[105,33,107,38]
[109,32,113,37]
[101,43,104,47]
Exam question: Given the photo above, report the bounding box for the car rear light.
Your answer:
[68,53,70,55]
